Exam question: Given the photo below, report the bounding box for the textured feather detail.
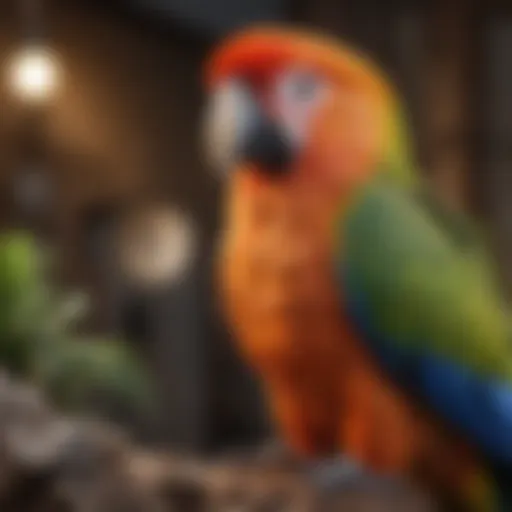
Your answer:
[338,182,512,465]
[342,182,512,380]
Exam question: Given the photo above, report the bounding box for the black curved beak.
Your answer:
[205,79,295,177]
[239,108,293,176]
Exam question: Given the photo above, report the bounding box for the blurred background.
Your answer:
[0,0,510,461]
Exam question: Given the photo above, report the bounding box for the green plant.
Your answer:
[0,231,152,414]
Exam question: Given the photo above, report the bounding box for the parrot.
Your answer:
[203,25,512,511]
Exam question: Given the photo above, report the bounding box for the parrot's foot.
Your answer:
[306,455,365,493]
[306,456,408,497]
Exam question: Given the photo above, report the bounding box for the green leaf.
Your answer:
[0,230,153,415]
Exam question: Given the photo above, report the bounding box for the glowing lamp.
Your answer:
[7,46,61,104]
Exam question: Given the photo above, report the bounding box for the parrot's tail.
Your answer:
[459,461,511,512]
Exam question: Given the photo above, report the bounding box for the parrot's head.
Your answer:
[203,26,414,196]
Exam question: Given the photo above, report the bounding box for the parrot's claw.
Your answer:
[306,456,363,491]
[306,457,406,496]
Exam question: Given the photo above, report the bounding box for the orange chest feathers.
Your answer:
[216,173,359,385]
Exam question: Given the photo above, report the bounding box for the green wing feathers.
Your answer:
[344,182,512,382]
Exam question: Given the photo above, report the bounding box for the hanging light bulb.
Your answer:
[7,45,61,104]
[6,0,62,104]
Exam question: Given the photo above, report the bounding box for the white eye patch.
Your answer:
[271,68,329,149]
[203,79,257,175]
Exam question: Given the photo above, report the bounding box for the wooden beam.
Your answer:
[423,0,477,212]
[479,14,512,291]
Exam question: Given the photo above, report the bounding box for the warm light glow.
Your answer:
[117,205,197,289]
[7,46,61,103]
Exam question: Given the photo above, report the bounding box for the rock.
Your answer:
[0,372,440,511]
[0,373,165,512]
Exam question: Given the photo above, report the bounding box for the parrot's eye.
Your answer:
[291,75,320,101]
[275,69,326,107]
[271,68,328,150]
